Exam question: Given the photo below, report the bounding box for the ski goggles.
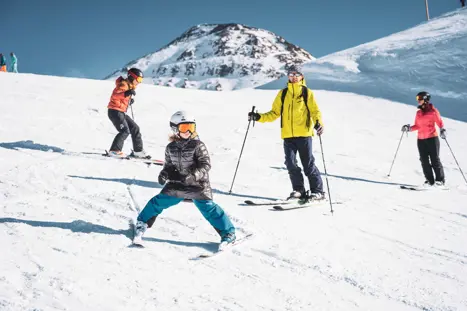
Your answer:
[416,95,426,101]
[177,122,196,134]
[288,72,303,78]
[128,71,143,83]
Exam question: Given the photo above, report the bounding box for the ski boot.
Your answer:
[287,190,306,201]
[219,232,236,251]
[108,150,127,159]
[309,191,326,201]
[133,220,148,246]
[131,150,151,159]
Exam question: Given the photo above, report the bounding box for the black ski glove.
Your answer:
[440,128,446,139]
[124,89,136,97]
[314,121,323,136]
[248,112,261,121]
[158,171,168,185]
[168,169,183,182]
[401,124,411,132]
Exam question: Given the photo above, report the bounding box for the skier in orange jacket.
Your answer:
[107,68,150,159]
[0,54,7,72]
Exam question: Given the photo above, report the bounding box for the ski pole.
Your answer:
[444,137,467,184]
[387,131,405,177]
[317,124,333,215]
[229,106,256,194]
[129,96,135,120]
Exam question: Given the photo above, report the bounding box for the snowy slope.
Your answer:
[105,24,313,91]
[1,72,467,311]
[261,9,467,122]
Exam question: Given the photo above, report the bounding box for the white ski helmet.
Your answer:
[170,110,196,134]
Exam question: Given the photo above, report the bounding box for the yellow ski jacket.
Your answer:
[259,80,323,139]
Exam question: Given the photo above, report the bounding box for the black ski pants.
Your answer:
[284,136,323,194]
[417,136,444,184]
[108,109,143,152]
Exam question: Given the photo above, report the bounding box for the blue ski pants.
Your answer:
[137,193,235,236]
[284,136,323,194]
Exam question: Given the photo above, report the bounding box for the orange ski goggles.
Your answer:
[128,71,143,83]
[178,122,196,133]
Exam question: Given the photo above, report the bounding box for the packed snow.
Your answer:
[1,72,466,310]
[261,8,467,122]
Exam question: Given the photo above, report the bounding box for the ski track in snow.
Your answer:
[1,69,467,310]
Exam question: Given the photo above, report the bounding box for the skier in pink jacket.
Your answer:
[401,92,446,186]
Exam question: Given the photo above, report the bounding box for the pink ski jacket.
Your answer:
[410,103,444,140]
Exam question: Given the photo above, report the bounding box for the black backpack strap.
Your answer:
[280,88,288,128]
[280,86,311,129]
[302,86,311,128]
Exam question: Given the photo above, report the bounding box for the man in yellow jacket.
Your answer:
[248,67,325,200]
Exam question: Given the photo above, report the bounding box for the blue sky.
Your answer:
[2,0,462,79]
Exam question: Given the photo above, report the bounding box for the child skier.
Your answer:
[133,111,236,248]
[401,91,446,187]
[107,67,149,158]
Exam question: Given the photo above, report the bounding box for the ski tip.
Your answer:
[129,243,144,248]
[400,185,420,190]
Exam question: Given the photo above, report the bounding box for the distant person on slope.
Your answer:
[132,111,236,248]
[107,68,150,159]
[401,91,446,187]
[461,0,465,7]
[10,52,18,73]
[248,66,325,201]
[0,54,7,72]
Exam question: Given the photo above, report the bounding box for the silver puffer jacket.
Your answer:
[160,136,213,200]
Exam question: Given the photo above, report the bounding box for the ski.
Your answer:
[400,185,449,191]
[191,233,253,260]
[127,157,164,166]
[244,199,293,206]
[104,150,164,166]
[400,185,425,191]
[272,200,341,211]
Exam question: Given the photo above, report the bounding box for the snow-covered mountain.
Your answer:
[1,71,467,311]
[261,9,467,122]
[105,23,313,91]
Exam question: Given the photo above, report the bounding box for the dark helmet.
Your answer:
[416,91,430,102]
[127,68,144,82]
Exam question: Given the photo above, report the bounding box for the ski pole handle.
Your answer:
[129,95,135,120]
[250,105,256,127]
